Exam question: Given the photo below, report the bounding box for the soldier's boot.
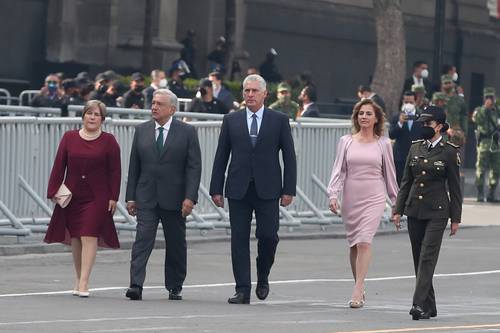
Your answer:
[486,185,499,203]
[477,186,485,202]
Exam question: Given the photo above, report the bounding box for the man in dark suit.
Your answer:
[357,85,386,113]
[403,61,433,99]
[389,91,423,184]
[125,89,202,301]
[298,86,320,118]
[210,74,297,304]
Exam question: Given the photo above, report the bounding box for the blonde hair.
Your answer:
[351,99,385,137]
[82,100,106,121]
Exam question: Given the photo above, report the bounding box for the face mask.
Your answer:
[452,72,458,82]
[48,83,58,94]
[401,103,416,114]
[134,85,144,92]
[421,69,429,79]
[200,87,207,96]
[98,84,108,93]
[159,79,167,88]
[420,126,436,140]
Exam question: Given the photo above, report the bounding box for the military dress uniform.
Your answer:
[395,108,462,320]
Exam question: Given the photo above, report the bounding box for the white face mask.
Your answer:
[421,69,429,79]
[401,103,416,114]
[159,78,168,88]
[452,72,458,82]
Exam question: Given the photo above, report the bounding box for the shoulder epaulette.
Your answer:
[412,139,425,144]
[446,141,460,148]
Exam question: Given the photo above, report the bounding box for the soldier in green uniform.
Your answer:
[472,87,500,202]
[442,74,468,148]
[431,92,446,108]
[269,82,299,120]
[412,84,429,110]
[393,106,462,320]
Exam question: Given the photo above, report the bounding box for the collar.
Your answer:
[155,117,173,131]
[213,85,221,97]
[427,136,442,148]
[150,83,159,90]
[412,75,423,85]
[246,105,265,119]
[303,102,313,110]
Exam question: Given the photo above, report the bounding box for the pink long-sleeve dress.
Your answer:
[328,135,398,247]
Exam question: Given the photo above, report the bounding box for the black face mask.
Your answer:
[420,126,437,140]
[98,84,108,93]
[199,87,207,96]
[134,85,144,92]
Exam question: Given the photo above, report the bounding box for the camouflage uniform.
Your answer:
[472,87,500,202]
[269,82,299,120]
[412,84,429,110]
[442,74,468,148]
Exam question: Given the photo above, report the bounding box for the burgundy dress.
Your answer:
[44,130,121,248]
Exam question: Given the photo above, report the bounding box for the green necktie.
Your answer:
[156,127,164,153]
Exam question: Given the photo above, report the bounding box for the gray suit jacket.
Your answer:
[125,119,202,210]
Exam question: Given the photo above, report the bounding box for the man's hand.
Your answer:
[126,201,137,217]
[108,200,117,215]
[212,195,224,208]
[450,222,459,236]
[399,113,408,123]
[392,213,401,231]
[182,199,194,218]
[280,195,293,207]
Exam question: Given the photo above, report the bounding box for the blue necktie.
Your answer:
[250,114,258,147]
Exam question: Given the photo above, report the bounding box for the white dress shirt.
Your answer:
[300,102,313,116]
[412,75,423,86]
[427,136,442,149]
[155,117,172,145]
[246,106,264,134]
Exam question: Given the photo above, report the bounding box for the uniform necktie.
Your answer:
[427,142,433,152]
[250,114,258,147]
[157,127,164,152]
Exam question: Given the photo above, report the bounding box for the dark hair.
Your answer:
[441,64,453,74]
[209,71,223,81]
[302,86,317,102]
[358,85,371,93]
[403,91,416,98]
[351,99,385,137]
[412,60,427,69]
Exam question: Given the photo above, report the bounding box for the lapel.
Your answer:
[426,140,444,158]
[239,109,253,148]
[159,118,177,160]
[146,120,157,156]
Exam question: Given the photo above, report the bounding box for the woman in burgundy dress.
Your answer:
[327,99,398,308]
[45,100,121,297]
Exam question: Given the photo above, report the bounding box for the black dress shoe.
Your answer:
[256,283,269,300]
[228,292,250,304]
[429,310,437,318]
[169,288,182,300]
[126,286,142,300]
[409,305,431,320]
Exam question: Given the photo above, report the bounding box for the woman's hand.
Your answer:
[108,200,117,215]
[392,214,401,230]
[329,198,339,215]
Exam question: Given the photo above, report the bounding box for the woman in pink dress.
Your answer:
[327,99,398,308]
[44,100,121,297]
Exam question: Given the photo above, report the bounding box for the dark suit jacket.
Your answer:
[216,87,235,111]
[403,77,433,99]
[126,119,202,210]
[210,108,297,200]
[388,114,423,162]
[302,103,320,118]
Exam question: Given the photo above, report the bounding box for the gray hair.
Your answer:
[243,74,267,91]
[153,89,178,109]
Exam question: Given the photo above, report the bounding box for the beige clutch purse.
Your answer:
[54,184,72,208]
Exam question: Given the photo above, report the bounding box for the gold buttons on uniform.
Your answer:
[437,167,440,170]
[424,159,428,163]
[418,195,423,200]
[420,183,424,187]
[438,205,442,209]
[421,171,426,175]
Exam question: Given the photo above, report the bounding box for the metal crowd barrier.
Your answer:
[0,110,354,239]
[0,88,12,105]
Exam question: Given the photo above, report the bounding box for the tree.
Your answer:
[371,0,406,115]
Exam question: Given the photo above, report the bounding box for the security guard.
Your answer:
[393,106,462,320]
[269,82,299,119]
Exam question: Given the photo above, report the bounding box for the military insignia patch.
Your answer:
[456,152,461,166]
[434,161,445,167]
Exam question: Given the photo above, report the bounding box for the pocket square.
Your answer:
[54,184,72,208]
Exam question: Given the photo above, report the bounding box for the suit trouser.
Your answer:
[228,182,280,296]
[130,205,186,291]
[407,217,447,311]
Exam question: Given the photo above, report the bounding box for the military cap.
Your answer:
[411,84,426,94]
[277,82,291,92]
[441,74,453,84]
[483,87,496,97]
[417,105,447,125]
[432,92,447,102]
[95,72,109,82]
[131,72,145,81]
[199,78,213,88]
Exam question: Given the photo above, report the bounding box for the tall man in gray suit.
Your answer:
[210,74,297,304]
[125,89,201,301]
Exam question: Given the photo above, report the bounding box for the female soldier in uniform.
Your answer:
[392,106,462,320]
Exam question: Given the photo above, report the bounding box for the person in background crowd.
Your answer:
[123,72,146,109]
[31,74,64,108]
[442,74,468,149]
[412,84,429,110]
[188,79,229,115]
[61,79,84,116]
[180,29,198,78]
[168,66,191,99]
[101,81,122,108]
[298,86,320,118]
[431,92,447,108]
[207,36,227,73]
[209,71,235,112]
[389,91,423,185]
[441,64,464,98]
[144,69,168,109]
[357,85,386,112]
[269,82,299,119]
[88,73,109,101]
[472,87,500,203]
[44,100,121,298]
[403,61,432,99]
[259,48,282,83]
[328,99,398,308]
